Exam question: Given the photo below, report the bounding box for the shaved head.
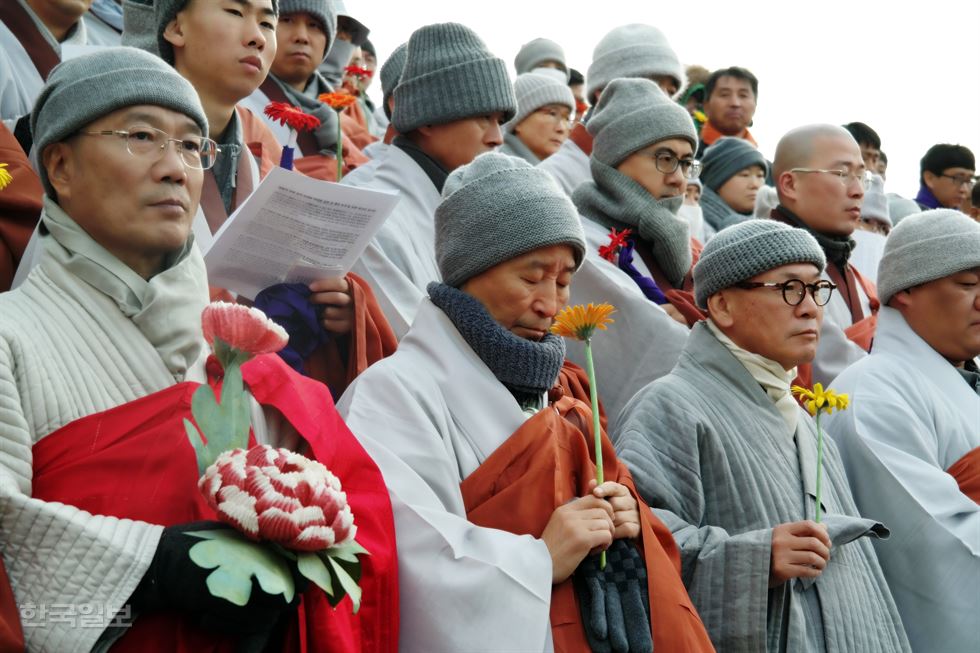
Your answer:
[773,124,856,180]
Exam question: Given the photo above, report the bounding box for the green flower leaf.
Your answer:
[326,555,362,614]
[297,551,334,596]
[185,356,252,472]
[186,529,295,606]
[325,539,370,564]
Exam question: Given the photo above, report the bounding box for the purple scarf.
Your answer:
[616,239,669,305]
[914,185,942,209]
[252,283,330,375]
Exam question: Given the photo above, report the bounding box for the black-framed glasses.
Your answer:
[648,152,702,179]
[734,278,837,306]
[80,126,220,170]
[939,173,978,187]
[790,167,871,190]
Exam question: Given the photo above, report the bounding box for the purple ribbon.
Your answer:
[252,283,329,374]
[617,239,668,304]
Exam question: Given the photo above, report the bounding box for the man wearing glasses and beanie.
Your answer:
[615,219,911,653]
[771,124,878,387]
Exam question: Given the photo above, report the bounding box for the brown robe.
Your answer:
[460,386,715,653]
[0,123,44,292]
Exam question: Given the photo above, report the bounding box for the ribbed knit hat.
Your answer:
[886,193,921,225]
[121,0,157,55]
[586,24,683,102]
[156,0,280,64]
[877,209,980,304]
[379,42,408,120]
[700,137,768,191]
[279,0,337,61]
[693,219,826,309]
[505,73,575,133]
[392,23,516,133]
[514,38,568,78]
[435,152,586,287]
[587,78,696,167]
[31,47,208,197]
[860,173,890,226]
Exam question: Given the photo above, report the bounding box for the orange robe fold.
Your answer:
[0,123,44,292]
[947,446,980,504]
[460,393,715,653]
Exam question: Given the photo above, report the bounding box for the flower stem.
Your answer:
[585,339,606,569]
[336,114,343,182]
[815,411,824,523]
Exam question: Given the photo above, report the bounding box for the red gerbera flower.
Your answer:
[263,102,321,132]
[344,65,372,79]
[598,227,633,262]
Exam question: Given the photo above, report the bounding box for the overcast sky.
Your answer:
[355,0,980,199]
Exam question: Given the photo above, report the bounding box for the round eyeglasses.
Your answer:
[80,126,220,170]
[734,279,837,306]
[790,168,871,190]
[649,152,702,179]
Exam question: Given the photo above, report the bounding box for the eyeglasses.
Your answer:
[648,152,702,179]
[790,168,871,190]
[734,278,837,306]
[939,173,978,187]
[80,126,220,170]
[532,106,573,128]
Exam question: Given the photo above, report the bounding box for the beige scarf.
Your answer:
[706,319,799,434]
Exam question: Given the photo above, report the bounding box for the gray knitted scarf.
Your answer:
[427,283,565,403]
[272,74,340,153]
[573,158,692,287]
[500,132,541,165]
[700,185,749,235]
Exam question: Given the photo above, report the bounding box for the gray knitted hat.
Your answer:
[279,0,337,61]
[121,0,158,55]
[505,73,575,133]
[514,38,568,78]
[877,209,980,304]
[435,152,586,287]
[379,42,408,121]
[693,219,826,309]
[586,24,683,102]
[860,174,890,225]
[31,47,208,197]
[886,193,921,225]
[392,23,516,133]
[587,78,697,167]
[700,137,768,191]
[156,0,280,64]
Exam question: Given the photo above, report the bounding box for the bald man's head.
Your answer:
[773,124,866,237]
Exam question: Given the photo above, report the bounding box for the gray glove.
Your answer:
[573,539,653,653]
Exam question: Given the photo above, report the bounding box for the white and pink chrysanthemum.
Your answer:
[200,445,356,552]
[201,302,288,357]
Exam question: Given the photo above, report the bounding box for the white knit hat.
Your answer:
[586,24,683,102]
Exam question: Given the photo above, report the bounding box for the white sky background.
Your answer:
[355,0,980,200]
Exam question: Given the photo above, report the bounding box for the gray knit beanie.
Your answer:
[31,47,209,197]
[379,42,408,121]
[436,152,586,288]
[877,209,980,304]
[886,193,921,226]
[121,0,158,55]
[860,174,890,225]
[279,0,337,61]
[586,24,683,102]
[505,73,575,133]
[700,137,768,191]
[587,78,696,167]
[156,0,280,64]
[514,38,568,78]
[693,219,826,309]
[392,23,516,133]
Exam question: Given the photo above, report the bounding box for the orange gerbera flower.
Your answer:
[318,92,358,110]
[263,102,321,132]
[551,303,616,341]
[0,163,11,191]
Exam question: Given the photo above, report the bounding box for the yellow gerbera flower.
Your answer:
[550,303,616,341]
[792,383,850,417]
[0,163,11,191]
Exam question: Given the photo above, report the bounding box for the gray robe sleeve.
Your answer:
[614,382,773,651]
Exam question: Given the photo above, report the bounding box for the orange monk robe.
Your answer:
[0,123,44,292]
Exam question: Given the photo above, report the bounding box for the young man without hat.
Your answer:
[826,209,980,653]
[616,219,911,653]
[339,151,714,653]
[0,47,398,652]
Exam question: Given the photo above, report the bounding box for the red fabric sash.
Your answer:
[460,393,714,653]
[947,446,980,504]
[30,354,398,653]
[568,122,593,156]
[0,2,60,82]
